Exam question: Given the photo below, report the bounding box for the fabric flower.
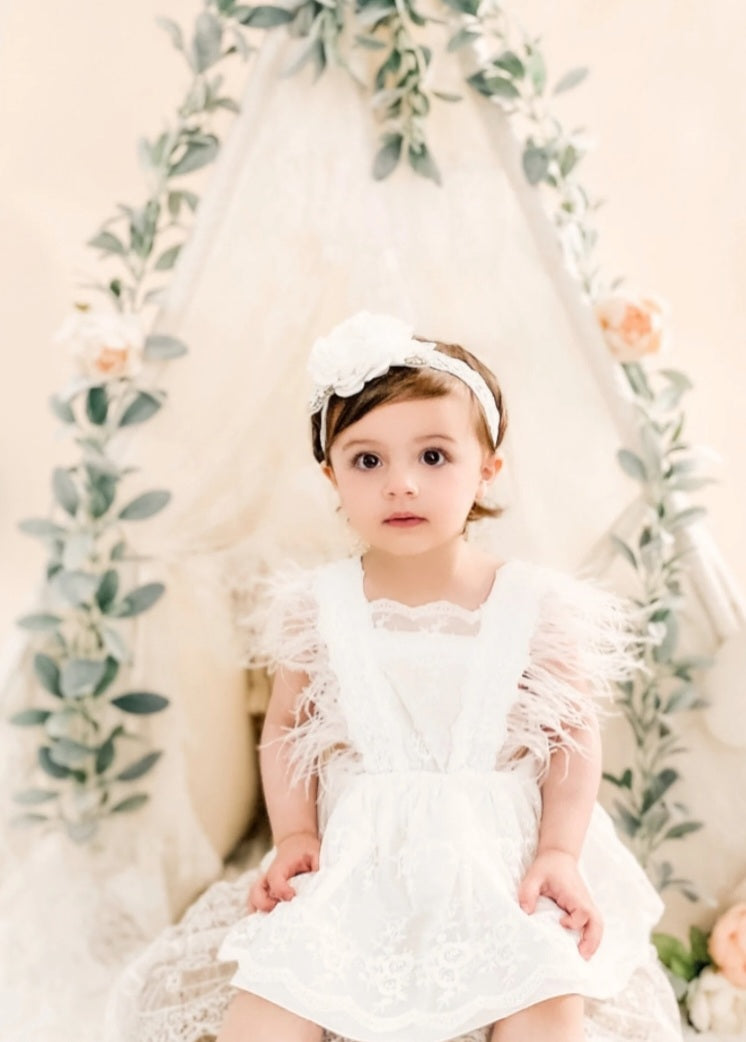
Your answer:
[54,308,145,381]
[307,311,434,411]
[686,966,746,1034]
[594,293,669,363]
[709,903,746,988]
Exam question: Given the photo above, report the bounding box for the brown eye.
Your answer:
[353,452,381,470]
[421,448,447,467]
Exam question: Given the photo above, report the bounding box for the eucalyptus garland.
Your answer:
[9,2,256,842]
[11,0,711,886]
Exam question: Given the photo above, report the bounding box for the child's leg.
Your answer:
[217,991,324,1042]
[489,994,584,1042]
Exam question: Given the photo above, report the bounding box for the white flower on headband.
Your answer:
[307,311,435,412]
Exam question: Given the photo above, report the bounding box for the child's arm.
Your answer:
[250,665,320,912]
[517,689,604,960]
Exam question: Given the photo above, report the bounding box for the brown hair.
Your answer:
[310,337,509,523]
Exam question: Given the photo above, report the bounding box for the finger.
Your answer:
[251,882,277,913]
[560,907,588,931]
[518,873,542,914]
[579,913,604,959]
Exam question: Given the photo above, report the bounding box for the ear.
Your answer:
[479,453,503,486]
[321,461,337,490]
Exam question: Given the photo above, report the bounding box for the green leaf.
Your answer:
[116,750,163,781]
[612,799,640,837]
[88,230,127,256]
[609,533,637,569]
[19,518,66,539]
[100,626,131,664]
[118,490,171,521]
[494,50,525,78]
[93,656,120,696]
[13,788,58,805]
[641,768,679,814]
[169,137,220,177]
[60,659,108,699]
[96,570,119,612]
[95,736,116,774]
[668,506,707,531]
[664,821,703,840]
[154,244,182,271]
[112,582,165,618]
[16,613,62,632]
[408,144,441,186]
[119,392,163,426]
[689,925,712,966]
[432,90,462,102]
[525,50,547,94]
[33,653,61,696]
[447,27,478,52]
[143,333,188,360]
[88,472,118,519]
[111,793,149,813]
[54,570,99,606]
[617,448,648,482]
[52,468,79,517]
[439,0,479,14]
[9,707,52,727]
[191,11,223,72]
[553,66,589,94]
[522,145,551,185]
[663,685,699,713]
[372,134,403,180]
[66,819,98,843]
[652,932,695,979]
[111,692,170,714]
[86,387,108,425]
[11,813,51,828]
[156,15,184,51]
[48,737,92,768]
[45,706,82,740]
[49,394,76,424]
[38,746,73,779]
[62,531,94,570]
[129,200,161,259]
[241,4,294,27]
[354,33,388,50]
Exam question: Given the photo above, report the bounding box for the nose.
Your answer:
[383,464,418,498]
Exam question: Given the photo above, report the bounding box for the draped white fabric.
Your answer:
[0,10,744,1042]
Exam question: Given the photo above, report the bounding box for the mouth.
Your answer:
[383,514,426,527]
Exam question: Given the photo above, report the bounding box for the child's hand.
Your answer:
[247,831,320,913]
[517,848,603,960]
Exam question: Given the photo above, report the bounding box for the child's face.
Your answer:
[323,388,502,556]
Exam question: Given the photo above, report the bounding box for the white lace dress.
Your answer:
[104,556,683,1042]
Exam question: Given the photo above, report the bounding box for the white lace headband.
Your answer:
[307,311,500,455]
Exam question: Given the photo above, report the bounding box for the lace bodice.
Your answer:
[242,555,642,800]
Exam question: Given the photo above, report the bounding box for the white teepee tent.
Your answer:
[1,16,744,1042]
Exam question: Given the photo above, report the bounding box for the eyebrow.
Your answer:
[339,434,458,450]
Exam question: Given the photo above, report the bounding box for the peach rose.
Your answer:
[54,308,145,381]
[594,293,669,363]
[709,903,746,988]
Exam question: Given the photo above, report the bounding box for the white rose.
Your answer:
[307,311,433,408]
[54,309,145,381]
[686,967,746,1034]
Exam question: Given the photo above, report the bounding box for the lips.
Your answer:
[383,513,425,527]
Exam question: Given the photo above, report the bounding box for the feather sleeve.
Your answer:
[233,563,352,794]
[499,566,646,779]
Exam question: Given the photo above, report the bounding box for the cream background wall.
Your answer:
[1,0,744,926]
